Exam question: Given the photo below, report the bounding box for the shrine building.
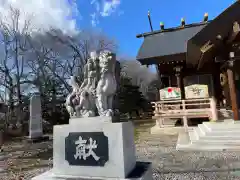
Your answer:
[136,1,240,121]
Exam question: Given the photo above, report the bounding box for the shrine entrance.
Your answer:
[186,1,240,120]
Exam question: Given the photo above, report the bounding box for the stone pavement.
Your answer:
[135,123,240,179]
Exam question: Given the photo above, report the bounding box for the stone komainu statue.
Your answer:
[65,50,118,118]
[96,50,117,117]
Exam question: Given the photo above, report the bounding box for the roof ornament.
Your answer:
[160,22,164,30]
[147,11,153,32]
[181,18,185,27]
[204,13,208,22]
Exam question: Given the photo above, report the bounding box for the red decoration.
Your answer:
[168,88,172,93]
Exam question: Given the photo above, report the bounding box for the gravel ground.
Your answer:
[136,123,240,180]
[1,122,240,179]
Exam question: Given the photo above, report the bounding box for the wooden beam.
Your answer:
[227,21,240,43]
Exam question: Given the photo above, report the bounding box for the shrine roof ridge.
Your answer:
[136,21,212,38]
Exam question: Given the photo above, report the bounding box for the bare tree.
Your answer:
[0,7,31,106]
[0,4,118,127]
[120,60,157,97]
[19,29,117,122]
[47,29,117,82]
[0,6,33,127]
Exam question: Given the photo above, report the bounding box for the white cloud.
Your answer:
[0,0,79,34]
[90,0,121,27]
[90,13,99,27]
[100,0,121,17]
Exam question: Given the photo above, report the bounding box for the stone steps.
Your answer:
[176,132,240,151]
[191,130,240,145]
[203,121,240,129]
[176,120,240,151]
[198,128,240,141]
[195,124,240,139]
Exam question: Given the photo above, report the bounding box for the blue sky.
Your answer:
[77,0,235,58]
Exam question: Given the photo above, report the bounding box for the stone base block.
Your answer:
[29,131,43,139]
[26,135,50,143]
[53,120,136,178]
[32,162,153,180]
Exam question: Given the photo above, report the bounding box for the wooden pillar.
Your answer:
[168,76,172,87]
[176,74,185,99]
[175,66,185,99]
[212,65,222,106]
[227,60,239,120]
[156,64,163,88]
[176,75,181,88]
[160,75,168,88]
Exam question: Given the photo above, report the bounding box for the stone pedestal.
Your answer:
[28,94,49,143]
[32,117,152,180]
[29,94,43,139]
